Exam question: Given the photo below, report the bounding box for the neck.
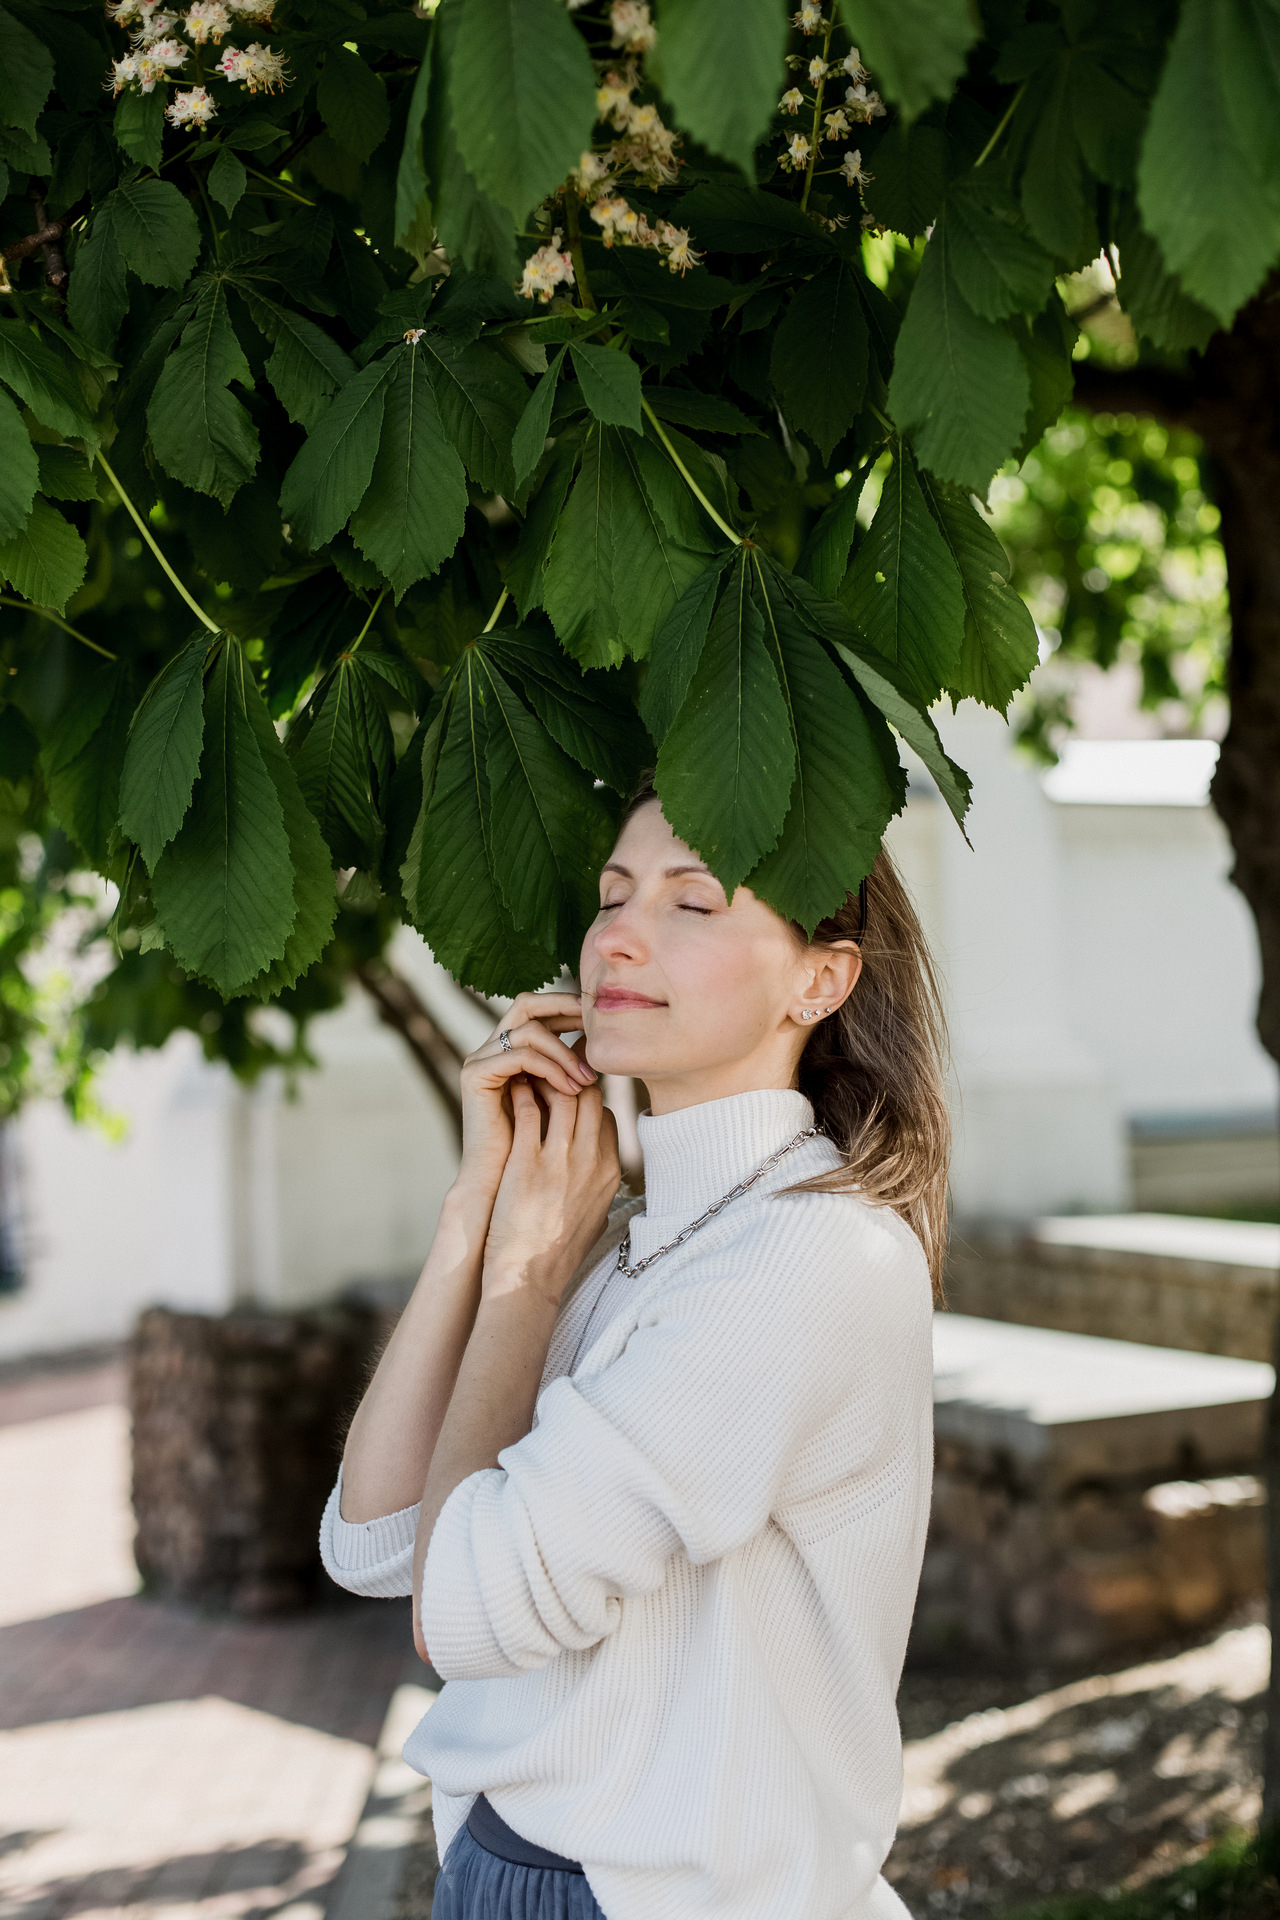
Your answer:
[642,1056,804,1117]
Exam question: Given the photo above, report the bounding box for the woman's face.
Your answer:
[578,800,860,1113]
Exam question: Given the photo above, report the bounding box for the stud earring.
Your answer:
[800,1009,814,1021]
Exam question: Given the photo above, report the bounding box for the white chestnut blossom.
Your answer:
[166,84,216,127]
[184,1,231,42]
[403,328,426,344]
[612,98,679,185]
[843,47,867,81]
[657,222,702,274]
[845,81,885,120]
[590,194,639,244]
[134,37,188,88]
[793,1,823,31]
[779,87,804,113]
[823,106,851,138]
[782,132,811,170]
[610,0,656,53]
[572,149,613,196]
[217,40,288,90]
[807,56,828,85]
[596,69,635,128]
[840,147,870,186]
[227,0,274,16]
[132,10,180,44]
[520,239,575,302]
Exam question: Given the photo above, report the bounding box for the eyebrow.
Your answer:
[601,861,716,880]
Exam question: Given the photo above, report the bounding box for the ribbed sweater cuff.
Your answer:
[319,1468,417,1597]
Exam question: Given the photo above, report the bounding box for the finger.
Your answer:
[477,1022,595,1089]
[496,991,584,1038]
[542,1082,580,1151]
[509,1075,543,1140]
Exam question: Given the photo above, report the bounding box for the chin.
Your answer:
[583,1030,660,1079]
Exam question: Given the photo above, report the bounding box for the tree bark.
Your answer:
[354,958,465,1149]
[1075,302,1280,1824]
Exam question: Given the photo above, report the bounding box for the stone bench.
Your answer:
[945,1213,1280,1363]
[913,1314,1271,1667]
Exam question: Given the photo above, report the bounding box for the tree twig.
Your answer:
[640,398,741,545]
[0,597,117,660]
[95,452,222,635]
[353,959,465,1150]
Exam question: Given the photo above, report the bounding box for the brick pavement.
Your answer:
[0,1353,420,1920]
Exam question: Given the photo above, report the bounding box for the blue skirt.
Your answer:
[433,1803,606,1920]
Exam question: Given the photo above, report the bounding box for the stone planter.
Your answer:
[130,1302,379,1615]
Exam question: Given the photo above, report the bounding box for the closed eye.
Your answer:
[679,904,712,915]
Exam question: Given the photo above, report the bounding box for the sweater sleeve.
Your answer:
[420,1195,930,1680]
[319,1465,417,1597]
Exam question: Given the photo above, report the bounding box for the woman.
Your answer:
[321,779,948,1920]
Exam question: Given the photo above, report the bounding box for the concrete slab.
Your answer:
[1032,1213,1280,1270]
[933,1313,1273,1482]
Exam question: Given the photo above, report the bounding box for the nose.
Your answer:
[589,897,648,968]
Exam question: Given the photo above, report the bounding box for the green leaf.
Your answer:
[0,321,92,441]
[451,0,596,224]
[41,661,133,868]
[421,332,527,494]
[1112,196,1219,355]
[631,430,722,554]
[653,0,787,175]
[655,551,795,894]
[836,0,977,121]
[208,146,247,217]
[1138,0,1280,325]
[505,434,578,614]
[119,630,211,869]
[239,673,339,1000]
[542,424,707,668]
[643,389,760,435]
[110,179,202,291]
[289,657,384,869]
[862,119,947,238]
[0,4,53,139]
[511,346,565,489]
[886,228,1030,493]
[239,288,357,432]
[318,46,390,162]
[781,569,972,832]
[842,442,963,708]
[394,49,432,253]
[1011,298,1075,461]
[770,263,868,462]
[944,181,1055,322]
[480,657,613,951]
[67,211,129,353]
[916,474,1040,710]
[674,180,821,252]
[1012,48,1093,266]
[747,556,902,931]
[487,622,647,794]
[0,496,86,612]
[36,444,97,504]
[278,356,393,551]
[401,669,560,993]
[0,389,37,541]
[113,88,164,172]
[423,5,520,285]
[147,279,259,509]
[796,476,861,601]
[350,348,469,598]
[570,342,643,434]
[151,646,297,997]
[639,554,731,742]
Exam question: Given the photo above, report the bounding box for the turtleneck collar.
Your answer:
[635,1088,816,1230]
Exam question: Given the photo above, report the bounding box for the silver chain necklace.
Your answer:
[566,1124,818,1376]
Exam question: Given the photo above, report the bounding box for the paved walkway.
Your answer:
[0,1354,417,1920]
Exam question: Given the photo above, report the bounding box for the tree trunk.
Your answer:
[1076,295,1280,1824]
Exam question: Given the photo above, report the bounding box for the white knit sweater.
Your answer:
[320,1089,934,1920]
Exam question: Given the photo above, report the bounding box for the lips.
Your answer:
[591,986,667,1011]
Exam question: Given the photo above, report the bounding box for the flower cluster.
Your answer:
[609,0,656,53]
[520,237,576,303]
[586,197,701,273]
[105,0,284,116]
[775,31,881,219]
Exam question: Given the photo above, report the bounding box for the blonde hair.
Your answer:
[620,783,951,1296]
[785,846,951,1298]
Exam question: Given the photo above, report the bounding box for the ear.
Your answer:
[791,939,863,1030]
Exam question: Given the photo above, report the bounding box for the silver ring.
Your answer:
[498,1028,512,1052]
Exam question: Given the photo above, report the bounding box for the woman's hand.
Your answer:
[456,991,598,1202]
[482,1077,621,1308]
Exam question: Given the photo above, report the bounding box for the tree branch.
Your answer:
[353,959,465,1151]
[1071,358,1200,429]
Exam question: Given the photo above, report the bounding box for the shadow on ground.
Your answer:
[885,1607,1265,1915]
